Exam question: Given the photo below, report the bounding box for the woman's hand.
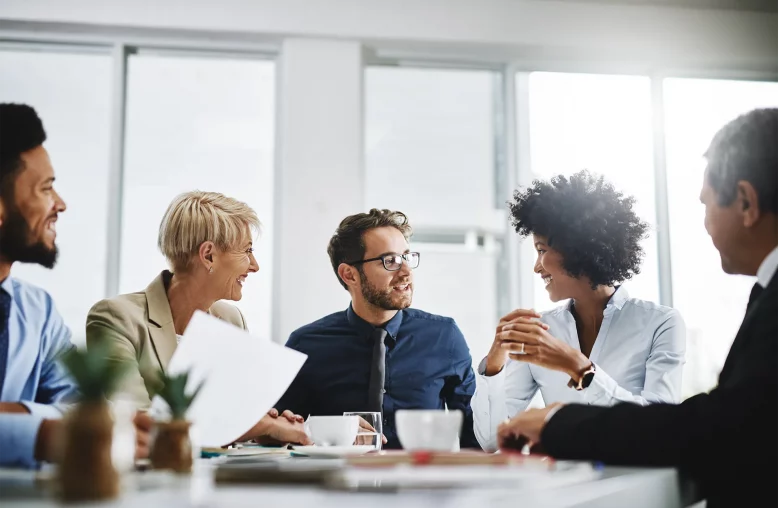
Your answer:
[498,318,591,378]
[484,309,546,376]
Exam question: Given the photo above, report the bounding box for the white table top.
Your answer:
[0,459,698,508]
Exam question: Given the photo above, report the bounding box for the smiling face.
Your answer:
[354,226,414,311]
[532,234,588,302]
[0,145,66,268]
[210,226,259,301]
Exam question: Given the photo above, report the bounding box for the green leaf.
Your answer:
[59,343,133,402]
[152,370,205,420]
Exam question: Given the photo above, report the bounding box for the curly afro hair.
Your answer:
[508,170,649,289]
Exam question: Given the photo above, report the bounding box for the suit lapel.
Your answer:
[144,272,177,372]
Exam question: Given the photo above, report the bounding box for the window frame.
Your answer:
[2,23,776,333]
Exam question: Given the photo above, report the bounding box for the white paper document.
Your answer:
[150,311,307,447]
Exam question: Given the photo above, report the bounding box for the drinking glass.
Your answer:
[343,411,383,451]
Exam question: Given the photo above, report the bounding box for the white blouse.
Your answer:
[473,286,686,451]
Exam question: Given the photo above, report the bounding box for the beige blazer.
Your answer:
[86,270,247,408]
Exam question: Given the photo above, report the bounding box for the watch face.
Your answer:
[581,371,596,389]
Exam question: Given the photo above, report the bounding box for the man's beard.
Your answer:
[358,269,412,311]
[0,206,58,269]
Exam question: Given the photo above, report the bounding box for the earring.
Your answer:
[208,266,213,274]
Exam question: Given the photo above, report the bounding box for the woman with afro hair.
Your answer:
[473,170,686,451]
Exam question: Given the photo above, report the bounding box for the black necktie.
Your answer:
[368,328,387,413]
[747,283,764,311]
[0,289,11,397]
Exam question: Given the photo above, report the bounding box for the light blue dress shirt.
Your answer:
[473,285,686,451]
[0,276,78,467]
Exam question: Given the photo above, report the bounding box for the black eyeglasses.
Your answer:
[348,252,421,272]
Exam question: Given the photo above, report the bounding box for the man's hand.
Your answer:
[497,404,562,452]
[134,411,153,460]
[267,407,305,424]
[354,417,388,446]
[0,402,30,414]
[484,309,546,376]
[498,319,590,378]
[241,414,312,446]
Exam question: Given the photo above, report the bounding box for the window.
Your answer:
[0,47,113,345]
[663,78,778,395]
[365,66,503,361]
[120,53,276,339]
[526,72,659,312]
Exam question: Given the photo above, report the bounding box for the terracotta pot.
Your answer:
[150,420,193,473]
[58,401,119,502]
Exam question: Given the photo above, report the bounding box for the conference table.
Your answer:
[1,456,702,508]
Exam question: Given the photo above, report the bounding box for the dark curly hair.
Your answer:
[508,170,649,289]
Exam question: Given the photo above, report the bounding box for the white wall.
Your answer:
[1,0,776,72]
[1,0,776,343]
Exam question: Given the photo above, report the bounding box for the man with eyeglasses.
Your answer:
[276,209,479,450]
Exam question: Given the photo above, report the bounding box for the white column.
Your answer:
[272,38,364,343]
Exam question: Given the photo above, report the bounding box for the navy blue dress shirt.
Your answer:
[277,306,479,450]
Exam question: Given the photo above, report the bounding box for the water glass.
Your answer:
[343,411,383,451]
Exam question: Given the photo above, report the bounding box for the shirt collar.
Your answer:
[756,245,778,289]
[608,285,629,310]
[0,276,13,298]
[566,285,629,314]
[346,304,404,340]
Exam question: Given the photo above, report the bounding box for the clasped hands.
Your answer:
[484,308,590,454]
[485,308,591,380]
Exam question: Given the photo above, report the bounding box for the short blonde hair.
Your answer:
[158,191,261,272]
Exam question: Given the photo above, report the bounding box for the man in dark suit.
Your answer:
[496,108,778,508]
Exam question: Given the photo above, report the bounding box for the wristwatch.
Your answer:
[567,363,596,391]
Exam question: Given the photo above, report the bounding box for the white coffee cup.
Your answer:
[305,415,360,447]
[395,409,463,452]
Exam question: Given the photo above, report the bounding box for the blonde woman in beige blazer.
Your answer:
[87,191,311,446]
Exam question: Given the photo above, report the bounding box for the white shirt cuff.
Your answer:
[474,357,508,451]
[477,357,492,375]
[581,363,615,404]
[478,358,508,388]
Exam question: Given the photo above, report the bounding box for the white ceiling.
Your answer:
[542,0,778,13]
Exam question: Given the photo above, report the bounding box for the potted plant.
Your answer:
[58,345,131,502]
[149,371,204,473]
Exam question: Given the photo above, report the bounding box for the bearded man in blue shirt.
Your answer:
[277,209,479,450]
[0,103,79,468]
[0,104,152,467]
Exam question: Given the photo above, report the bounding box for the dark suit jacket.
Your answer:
[542,273,778,508]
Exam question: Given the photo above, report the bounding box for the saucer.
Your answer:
[290,445,375,458]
